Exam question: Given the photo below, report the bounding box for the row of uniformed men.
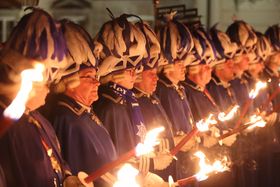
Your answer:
[0,7,280,187]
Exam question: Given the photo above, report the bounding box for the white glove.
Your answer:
[63,176,86,187]
[220,130,236,146]
[174,135,196,152]
[209,126,220,137]
[153,152,173,170]
[100,172,117,186]
[202,134,218,148]
[158,138,170,153]
[143,172,167,187]
[138,155,151,175]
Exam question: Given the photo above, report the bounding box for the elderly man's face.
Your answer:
[113,68,137,89]
[200,64,212,85]
[170,61,186,82]
[66,68,100,106]
[26,82,49,111]
[134,68,158,94]
[248,62,264,79]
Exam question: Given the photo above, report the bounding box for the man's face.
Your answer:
[170,61,186,82]
[200,64,212,85]
[216,60,235,82]
[67,68,100,106]
[114,68,137,89]
[270,52,280,66]
[26,82,49,111]
[248,62,264,79]
[233,54,249,76]
[134,68,158,94]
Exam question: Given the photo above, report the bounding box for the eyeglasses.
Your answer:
[80,75,99,82]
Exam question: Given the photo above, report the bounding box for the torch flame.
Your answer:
[249,81,267,99]
[168,175,175,187]
[196,114,217,132]
[193,151,229,181]
[3,64,45,120]
[245,114,266,130]
[218,105,240,121]
[135,127,164,156]
[113,164,140,187]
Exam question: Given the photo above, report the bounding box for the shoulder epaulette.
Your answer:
[158,79,173,88]
[102,93,124,104]
[57,101,85,116]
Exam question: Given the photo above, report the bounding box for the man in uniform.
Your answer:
[92,14,169,184]
[263,25,280,110]
[133,22,175,181]
[0,8,81,187]
[156,14,197,180]
[40,20,117,187]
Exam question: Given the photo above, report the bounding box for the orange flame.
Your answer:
[193,151,229,181]
[135,127,164,156]
[3,63,45,119]
[245,114,266,130]
[196,114,217,132]
[249,81,267,99]
[218,105,240,121]
[114,164,140,187]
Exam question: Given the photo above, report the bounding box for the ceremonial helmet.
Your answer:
[251,32,272,63]
[1,7,68,83]
[209,25,238,66]
[265,25,280,54]
[51,20,98,92]
[189,25,217,66]
[93,11,148,78]
[157,12,194,66]
[135,22,161,70]
[226,20,257,55]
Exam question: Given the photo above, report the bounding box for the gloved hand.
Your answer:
[63,176,86,187]
[221,130,236,146]
[209,126,220,138]
[100,172,116,186]
[202,134,218,148]
[138,155,151,175]
[142,172,167,187]
[153,151,173,170]
[174,135,196,152]
[158,138,170,153]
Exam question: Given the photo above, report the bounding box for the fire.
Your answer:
[3,63,45,120]
[196,114,217,132]
[168,175,175,187]
[113,164,140,187]
[193,151,229,181]
[245,114,266,130]
[135,127,164,156]
[218,105,240,121]
[249,81,267,99]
